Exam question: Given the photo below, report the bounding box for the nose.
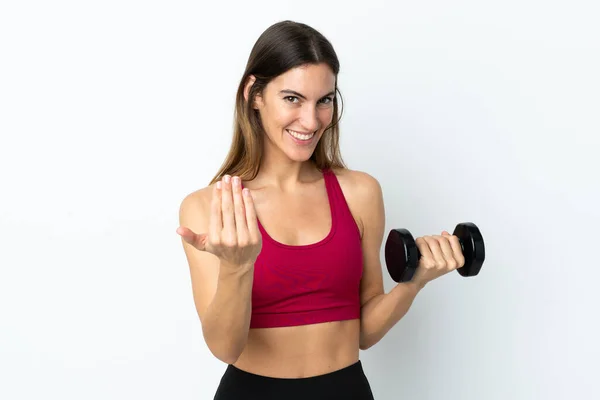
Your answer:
[299,104,319,132]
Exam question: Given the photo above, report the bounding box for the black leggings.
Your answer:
[213,360,375,400]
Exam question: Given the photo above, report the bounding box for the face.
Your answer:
[248,63,336,163]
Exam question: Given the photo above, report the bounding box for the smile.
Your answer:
[286,129,315,141]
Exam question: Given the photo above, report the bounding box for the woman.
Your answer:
[176,20,466,400]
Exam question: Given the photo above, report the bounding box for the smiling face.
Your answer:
[252,63,337,163]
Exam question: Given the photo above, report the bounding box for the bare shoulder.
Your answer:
[330,167,383,205]
[329,167,384,236]
[330,167,381,192]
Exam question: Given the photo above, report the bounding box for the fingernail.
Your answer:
[216,181,222,189]
[224,175,231,183]
[232,176,240,185]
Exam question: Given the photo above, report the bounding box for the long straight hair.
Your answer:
[208,20,346,185]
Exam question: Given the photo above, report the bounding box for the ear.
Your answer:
[243,75,261,109]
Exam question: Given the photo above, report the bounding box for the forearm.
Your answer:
[202,261,254,364]
[359,282,423,350]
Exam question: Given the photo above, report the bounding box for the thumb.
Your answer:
[442,231,450,236]
[176,227,208,250]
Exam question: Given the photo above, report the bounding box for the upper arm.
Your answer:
[178,187,221,324]
[352,172,386,307]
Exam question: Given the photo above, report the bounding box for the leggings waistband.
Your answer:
[214,360,374,400]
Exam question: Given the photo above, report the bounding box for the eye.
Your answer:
[319,97,334,104]
[284,96,299,103]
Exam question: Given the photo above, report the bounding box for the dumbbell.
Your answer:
[384,222,485,283]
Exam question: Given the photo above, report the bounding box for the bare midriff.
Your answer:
[232,319,361,378]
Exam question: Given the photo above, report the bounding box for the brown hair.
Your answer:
[208,20,347,185]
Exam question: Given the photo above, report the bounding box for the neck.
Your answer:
[254,148,319,191]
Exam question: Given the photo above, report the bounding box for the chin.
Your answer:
[284,148,315,163]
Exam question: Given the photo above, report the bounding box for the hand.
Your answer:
[411,231,465,288]
[177,175,262,268]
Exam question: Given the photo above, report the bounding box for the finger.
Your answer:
[446,234,465,268]
[423,236,447,269]
[231,176,248,239]
[209,181,223,245]
[435,235,459,270]
[415,236,435,267]
[243,187,260,242]
[221,175,236,241]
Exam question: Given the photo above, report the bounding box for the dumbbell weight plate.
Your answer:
[385,228,419,283]
[453,222,485,277]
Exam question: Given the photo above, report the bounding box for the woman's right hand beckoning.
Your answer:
[177,175,262,269]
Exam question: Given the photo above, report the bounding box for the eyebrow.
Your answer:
[279,89,336,99]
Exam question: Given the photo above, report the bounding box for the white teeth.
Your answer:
[287,129,315,140]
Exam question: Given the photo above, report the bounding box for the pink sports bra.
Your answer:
[247,168,364,329]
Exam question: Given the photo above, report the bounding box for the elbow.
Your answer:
[208,343,244,365]
[204,334,247,365]
[360,341,376,351]
[359,341,376,351]
[359,335,376,351]
[214,351,242,365]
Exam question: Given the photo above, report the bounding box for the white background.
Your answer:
[1,1,599,399]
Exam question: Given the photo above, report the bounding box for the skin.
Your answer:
[177,63,466,378]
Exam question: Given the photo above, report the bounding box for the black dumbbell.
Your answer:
[384,222,485,283]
